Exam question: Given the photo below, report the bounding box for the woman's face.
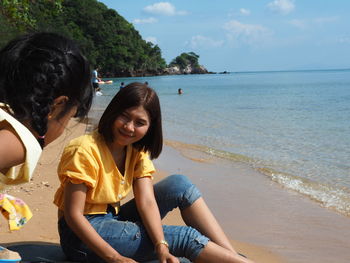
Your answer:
[44,96,78,146]
[111,105,150,149]
[45,106,78,146]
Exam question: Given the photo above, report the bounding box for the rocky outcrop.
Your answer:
[162,64,209,75]
[104,64,210,77]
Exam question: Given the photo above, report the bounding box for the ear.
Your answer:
[48,96,69,119]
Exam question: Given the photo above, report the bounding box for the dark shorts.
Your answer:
[92,82,99,90]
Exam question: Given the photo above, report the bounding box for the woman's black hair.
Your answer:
[98,82,163,159]
[0,32,93,147]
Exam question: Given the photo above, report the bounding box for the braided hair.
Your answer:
[0,32,93,147]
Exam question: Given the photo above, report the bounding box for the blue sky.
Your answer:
[99,0,350,72]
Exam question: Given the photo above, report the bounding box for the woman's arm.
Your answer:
[133,177,179,263]
[63,182,137,263]
[0,128,25,173]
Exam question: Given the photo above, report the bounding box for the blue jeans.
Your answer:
[58,174,209,262]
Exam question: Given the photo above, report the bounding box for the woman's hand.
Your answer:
[156,245,180,263]
[159,254,179,263]
[109,255,138,263]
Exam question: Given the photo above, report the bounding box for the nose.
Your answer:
[124,121,135,132]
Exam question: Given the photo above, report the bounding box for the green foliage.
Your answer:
[0,0,63,31]
[169,52,200,70]
[0,0,167,76]
[0,0,35,31]
[0,0,64,49]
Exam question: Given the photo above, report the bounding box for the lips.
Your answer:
[118,129,134,138]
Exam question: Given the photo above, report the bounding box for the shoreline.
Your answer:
[0,119,283,263]
[163,139,350,218]
[157,141,350,263]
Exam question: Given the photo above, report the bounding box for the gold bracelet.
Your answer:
[155,239,169,249]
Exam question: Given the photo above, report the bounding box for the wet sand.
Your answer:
[157,141,350,263]
[1,119,283,263]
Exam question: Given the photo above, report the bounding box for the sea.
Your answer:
[90,69,350,217]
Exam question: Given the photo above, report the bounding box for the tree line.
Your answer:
[0,0,171,77]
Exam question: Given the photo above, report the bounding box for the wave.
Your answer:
[165,139,350,217]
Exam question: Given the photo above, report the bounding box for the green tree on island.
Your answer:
[169,52,200,70]
[0,0,207,77]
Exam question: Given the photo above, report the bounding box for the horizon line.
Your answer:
[228,67,350,74]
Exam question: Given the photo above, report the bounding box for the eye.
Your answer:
[135,120,147,127]
[118,112,129,122]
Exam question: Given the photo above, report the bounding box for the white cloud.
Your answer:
[240,8,251,16]
[288,16,339,30]
[133,17,158,24]
[187,35,224,49]
[145,37,158,45]
[228,8,251,18]
[224,20,273,46]
[143,2,187,16]
[267,0,295,15]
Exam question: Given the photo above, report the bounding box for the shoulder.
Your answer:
[59,132,103,171]
[64,132,97,154]
[66,133,93,147]
[0,108,40,150]
[0,125,26,170]
[0,108,41,172]
[131,147,153,165]
[130,146,145,158]
[63,131,106,158]
[70,129,100,144]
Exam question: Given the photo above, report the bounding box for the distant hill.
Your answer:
[0,0,209,77]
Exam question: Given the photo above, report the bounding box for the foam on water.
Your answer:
[165,138,350,216]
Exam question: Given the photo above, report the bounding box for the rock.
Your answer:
[191,65,208,74]
[162,64,209,75]
[41,181,50,187]
[102,64,210,77]
[163,66,181,75]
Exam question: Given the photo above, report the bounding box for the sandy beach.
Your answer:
[0,119,284,263]
[2,118,350,263]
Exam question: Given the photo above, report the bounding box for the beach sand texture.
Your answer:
[0,120,282,263]
[1,119,349,262]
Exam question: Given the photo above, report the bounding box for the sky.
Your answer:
[99,0,350,72]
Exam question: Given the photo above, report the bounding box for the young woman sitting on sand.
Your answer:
[0,32,93,259]
[54,82,254,263]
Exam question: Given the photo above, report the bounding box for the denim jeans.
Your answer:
[58,174,209,262]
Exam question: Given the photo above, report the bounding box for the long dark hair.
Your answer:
[0,32,93,147]
[98,82,163,159]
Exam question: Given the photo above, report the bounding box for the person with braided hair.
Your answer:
[0,32,94,260]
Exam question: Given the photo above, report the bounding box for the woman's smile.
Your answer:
[118,128,135,138]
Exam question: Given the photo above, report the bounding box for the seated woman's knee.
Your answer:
[168,174,192,188]
[167,175,201,210]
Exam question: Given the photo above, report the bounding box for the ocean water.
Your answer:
[91,69,350,217]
